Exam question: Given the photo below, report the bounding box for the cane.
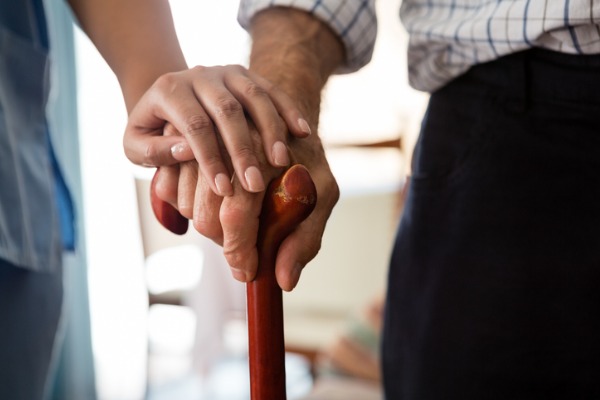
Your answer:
[150,164,317,400]
[246,164,316,399]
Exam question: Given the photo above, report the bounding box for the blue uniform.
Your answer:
[0,1,93,398]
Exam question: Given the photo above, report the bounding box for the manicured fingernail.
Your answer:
[170,142,191,160]
[215,173,233,196]
[298,118,312,136]
[244,166,265,192]
[272,141,289,166]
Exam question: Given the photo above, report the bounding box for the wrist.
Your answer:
[248,8,344,126]
[120,59,187,112]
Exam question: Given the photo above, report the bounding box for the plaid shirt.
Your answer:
[238,0,378,74]
[239,0,600,92]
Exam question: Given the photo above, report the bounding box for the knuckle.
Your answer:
[226,64,246,73]
[193,213,222,241]
[318,171,341,208]
[224,64,247,78]
[262,118,286,137]
[243,81,268,99]
[190,65,207,74]
[183,114,213,138]
[154,72,179,93]
[223,247,249,270]
[203,152,225,170]
[231,144,255,161]
[214,97,243,120]
[219,202,245,226]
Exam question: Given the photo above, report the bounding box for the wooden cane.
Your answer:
[246,164,316,400]
[150,165,317,399]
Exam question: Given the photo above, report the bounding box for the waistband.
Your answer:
[443,48,600,107]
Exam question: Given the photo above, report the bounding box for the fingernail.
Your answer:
[244,166,265,192]
[170,142,191,160]
[272,141,289,166]
[298,118,312,136]
[215,173,233,196]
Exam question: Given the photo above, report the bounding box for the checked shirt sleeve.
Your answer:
[238,0,377,73]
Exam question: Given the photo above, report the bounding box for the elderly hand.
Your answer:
[154,120,339,291]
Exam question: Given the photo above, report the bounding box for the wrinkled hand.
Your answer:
[154,122,339,291]
[123,64,311,196]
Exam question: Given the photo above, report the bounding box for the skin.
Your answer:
[67,0,187,109]
[73,0,343,291]
[225,8,344,290]
[142,8,346,291]
[125,65,313,195]
[68,0,308,195]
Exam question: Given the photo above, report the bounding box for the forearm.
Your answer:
[239,8,343,289]
[68,0,187,111]
[248,7,345,126]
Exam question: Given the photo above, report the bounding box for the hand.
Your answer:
[137,6,345,290]
[123,64,312,196]
[154,122,339,291]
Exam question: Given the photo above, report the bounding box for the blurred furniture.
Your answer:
[134,171,247,388]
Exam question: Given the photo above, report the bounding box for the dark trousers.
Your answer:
[0,259,63,400]
[382,49,600,399]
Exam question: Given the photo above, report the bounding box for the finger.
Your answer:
[192,131,231,244]
[164,122,194,162]
[275,217,323,292]
[153,164,180,207]
[148,72,235,196]
[273,163,339,291]
[249,71,313,138]
[219,183,263,282]
[177,161,199,219]
[124,120,193,167]
[125,93,195,167]
[192,169,225,245]
[153,123,185,209]
[191,69,265,194]
[224,69,291,168]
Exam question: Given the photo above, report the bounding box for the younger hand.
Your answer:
[123,64,312,196]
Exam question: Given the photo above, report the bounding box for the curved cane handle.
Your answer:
[150,167,189,235]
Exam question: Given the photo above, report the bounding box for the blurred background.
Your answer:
[75,0,428,399]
